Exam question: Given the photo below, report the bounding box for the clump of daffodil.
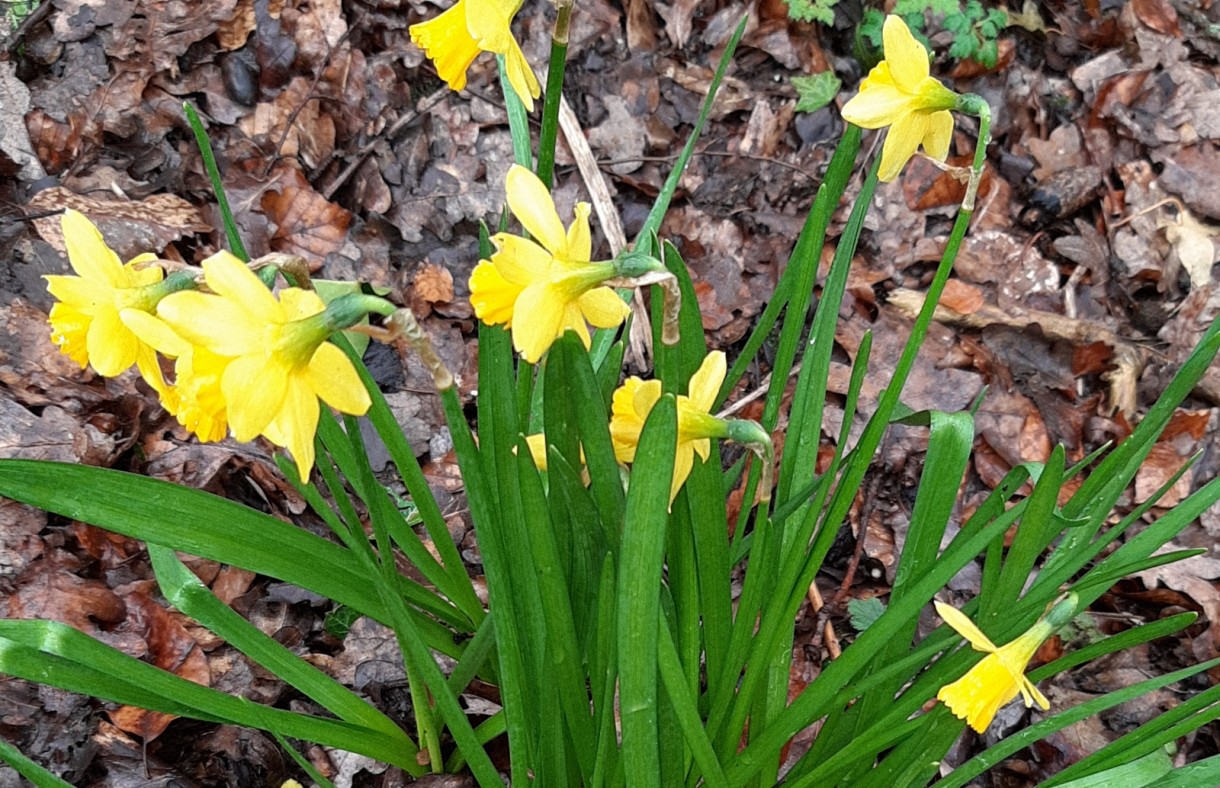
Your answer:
[152,251,373,478]
[410,0,541,111]
[610,351,770,504]
[935,594,1077,733]
[44,209,194,405]
[470,164,663,363]
[840,15,962,182]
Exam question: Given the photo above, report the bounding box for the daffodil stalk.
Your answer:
[724,419,774,504]
[536,0,574,188]
[954,93,991,212]
[385,308,456,392]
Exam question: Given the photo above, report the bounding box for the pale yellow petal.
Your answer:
[464,0,519,54]
[668,443,695,505]
[882,15,930,93]
[510,282,566,363]
[922,109,954,162]
[878,112,928,182]
[561,299,591,348]
[61,209,124,287]
[503,35,539,111]
[632,377,663,419]
[263,377,321,479]
[120,309,192,358]
[123,255,165,287]
[202,251,283,323]
[86,308,138,377]
[44,275,104,313]
[524,433,549,469]
[305,342,371,415]
[610,377,655,463]
[1022,676,1050,711]
[934,602,999,653]
[687,351,726,413]
[565,202,592,263]
[469,259,523,326]
[489,233,554,284]
[506,164,567,255]
[577,287,630,329]
[691,437,711,462]
[133,342,174,408]
[157,291,264,356]
[410,2,480,91]
[222,354,289,441]
[841,64,911,129]
[278,288,327,322]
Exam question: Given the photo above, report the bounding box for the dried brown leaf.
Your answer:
[414,263,455,305]
[28,188,210,259]
[261,163,351,265]
[1132,0,1182,37]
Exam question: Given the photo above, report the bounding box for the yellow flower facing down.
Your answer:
[44,209,183,404]
[935,596,1076,733]
[610,351,729,504]
[469,164,630,363]
[154,251,371,478]
[410,0,541,111]
[840,15,961,182]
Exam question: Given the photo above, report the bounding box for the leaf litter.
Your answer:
[1,0,1220,783]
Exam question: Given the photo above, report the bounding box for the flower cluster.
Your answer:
[46,211,373,478]
[410,0,540,111]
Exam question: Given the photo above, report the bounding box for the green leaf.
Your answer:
[0,739,73,787]
[1051,748,1172,788]
[848,597,886,632]
[792,72,842,114]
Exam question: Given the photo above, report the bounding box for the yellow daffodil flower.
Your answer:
[610,351,729,504]
[154,251,371,478]
[44,209,185,404]
[469,164,630,362]
[935,595,1076,733]
[840,15,961,182]
[122,310,230,443]
[410,0,541,111]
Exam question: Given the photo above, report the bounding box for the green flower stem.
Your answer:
[146,270,199,302]
[725,419,774,504]
[536,0,572,188]
[955,93,991,211]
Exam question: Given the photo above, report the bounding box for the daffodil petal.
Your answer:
[222,354,288,441]
[937,653,1019,733]
[577,287,630,329]
[1022,676,1050,711]
[878,112,928,182]
[61,209,125,287]
[882,15,931,92]
[469,259,522,326]
[506,165,567,256]
[565,202,592,263]
[47,302,91,368]
[669,443,695,505]
[305,341,371,415]
[157,291,264,356]
[840,65,911,129]
[202,251,283,323]
[562,300,592,347]
[503,35,539,111]
[510,283,565,363]
[133,343,174,407]
[278,288,327,321]
[489,233,554,284]
[43,275,104,312]
[687,351,726,412]
[464,0,519,54]
[263,377,321,479]
[120,309,191,358]
[934,601,999,653]
[85,308,138,377]
[123,255,165,287]
[410,2,479,91]
[923,109,954,162]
